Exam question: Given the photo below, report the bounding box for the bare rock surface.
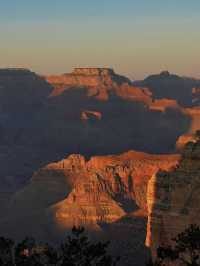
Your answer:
[146,133,200,258]
[0,151,179,241]
[46,68,152,104]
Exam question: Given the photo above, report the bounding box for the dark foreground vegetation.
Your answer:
[0,224,200,265]
[148,224,200,266]
[0,227,119,266]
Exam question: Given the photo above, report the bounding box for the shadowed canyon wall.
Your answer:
[146,134,200,259]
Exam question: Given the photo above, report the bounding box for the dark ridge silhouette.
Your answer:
[134,71,200,106]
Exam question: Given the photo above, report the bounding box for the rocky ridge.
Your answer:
[134,71,200,106]
[46,68,152,104]
[0,151,179,240]
[146,132,200,258]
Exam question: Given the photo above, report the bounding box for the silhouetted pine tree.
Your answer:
[151,224,200,266]
[0,227,119,266]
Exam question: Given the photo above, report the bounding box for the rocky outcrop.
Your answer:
[46,68,152,104]
[47,68,123,89]
[146,133,200,258]
[0,151,179,241]
[176,133,198,151]
[175,107,200,150]
[192,87,200,105]
[81,110,102,121]
[51,152,178,230]
[182,107,200,134]
[134,71,200,106]
[149,99,179,112]
[52,172,126,230]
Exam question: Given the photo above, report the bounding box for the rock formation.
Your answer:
[0,67,193,198]
[176,133,198,151]
[134,71,200,106]
[175,107,200,150]
[0,151,179,240]
[1,68,200,265]
[192,87,200,105]
[44,68,191,155]
[182,107,200,134]
[81,110,102,121]
[146,132,200,259]
[149,99,179,112]
[46,68,152,104]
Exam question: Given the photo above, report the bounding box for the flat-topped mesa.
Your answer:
[46,68,153,104]
[46,67,131,89]
[72,67,115,76]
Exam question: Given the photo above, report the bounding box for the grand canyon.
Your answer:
[0,67,200,265]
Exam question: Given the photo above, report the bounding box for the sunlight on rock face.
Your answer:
[146,135,200,258]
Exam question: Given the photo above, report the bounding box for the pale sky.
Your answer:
[0,0,200,79]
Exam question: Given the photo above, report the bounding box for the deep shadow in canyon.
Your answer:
[0,70,192,191]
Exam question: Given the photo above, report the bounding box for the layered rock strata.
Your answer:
[0,151,179,240]
[46,68,152,104]
[146,134,200,259]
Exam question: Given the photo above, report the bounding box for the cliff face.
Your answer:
[176,133,198,151]
[146,135,200,258]
[0,150,179,266]
[182,107,200,134]
[47,67,129,86]
[47,68,125,89]
[0,151,179,240]
[46,68,152,104]
[175,108,200,151]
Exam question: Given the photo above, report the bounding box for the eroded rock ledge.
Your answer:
[146,132,200,258]
[0,151,179,240]
[46,68,152,104]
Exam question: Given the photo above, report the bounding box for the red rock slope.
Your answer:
[46,68,152,104]
[0,151,180,240]
[146,132,200,259]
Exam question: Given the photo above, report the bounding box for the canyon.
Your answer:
[0,67,193,192]
[0,151,179,265]
[0,67,200,265]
